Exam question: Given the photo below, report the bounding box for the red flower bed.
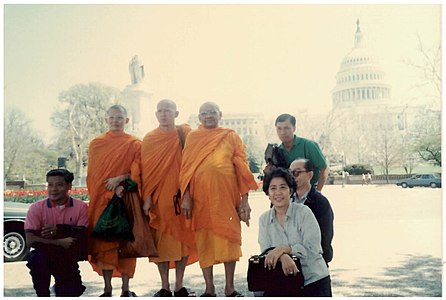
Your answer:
[4,188,89,203]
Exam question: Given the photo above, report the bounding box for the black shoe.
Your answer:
[154,289,173,297]
[100,292,112,297]
[121,291,137,297]
[174,287,195,297]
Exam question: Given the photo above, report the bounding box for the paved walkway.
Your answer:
[3,185,443,297]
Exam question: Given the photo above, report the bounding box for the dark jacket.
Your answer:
[294,187,334,263]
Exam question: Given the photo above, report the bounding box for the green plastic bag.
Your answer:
[91,194,134,241]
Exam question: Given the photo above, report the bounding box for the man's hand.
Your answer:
[115,185,125,198]
[237,194,251,227]
[41,224,57,239]
[182,189,193,219]
[104,174,128,191]
[143,196,152,215]
[57,237,77,249]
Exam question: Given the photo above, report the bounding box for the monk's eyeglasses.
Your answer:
[199,110,218,117]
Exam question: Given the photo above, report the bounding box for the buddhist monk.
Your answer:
[141,99,197,297]
[87,104,141,297]
[179,101,258,297]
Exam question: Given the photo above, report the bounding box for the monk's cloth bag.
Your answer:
[247,247,304,297]
[118,180,158,258]
[91,192,134,242]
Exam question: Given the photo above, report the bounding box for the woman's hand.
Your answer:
[263,247,286,270]
[279,253,299,276]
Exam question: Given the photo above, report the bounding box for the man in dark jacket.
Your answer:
[289,158,334,264]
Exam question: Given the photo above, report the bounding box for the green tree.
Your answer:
[4,108,50,183]
[51,82,121,185]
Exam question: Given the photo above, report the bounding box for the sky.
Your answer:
[3,3,442,143]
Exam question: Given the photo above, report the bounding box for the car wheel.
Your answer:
[430,182,437,188]
[4,230,27,262]
[401,182,408,188]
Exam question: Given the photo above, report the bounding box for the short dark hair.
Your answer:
[46,169,74,184]
[275,113,296,127]
[294,158,315,172]
[262,167,297,196]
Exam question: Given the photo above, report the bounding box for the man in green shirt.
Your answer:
[268,113,328,191]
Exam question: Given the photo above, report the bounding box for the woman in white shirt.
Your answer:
[258,167,332,297]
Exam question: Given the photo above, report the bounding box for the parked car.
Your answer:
[396,173,442,189]
[4,202,30,262]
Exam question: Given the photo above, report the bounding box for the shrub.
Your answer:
[344,164,373,175]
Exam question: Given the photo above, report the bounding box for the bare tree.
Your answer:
[4,108,49,183]
[51,82,120,185]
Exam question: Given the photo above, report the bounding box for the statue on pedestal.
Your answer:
[129,55,145,84]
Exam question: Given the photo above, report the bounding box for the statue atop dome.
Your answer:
[129,55,145,84]
[354,18,364,48]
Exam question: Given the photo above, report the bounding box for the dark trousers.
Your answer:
[26,249,86,297]
[302,275,332,297]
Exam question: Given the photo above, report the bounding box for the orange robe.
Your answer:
[87,131,142,278]
[141,124,198,268]
[179,126,258,268]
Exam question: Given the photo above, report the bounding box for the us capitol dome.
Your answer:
[332,19,391,108]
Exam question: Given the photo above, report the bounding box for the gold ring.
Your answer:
[289,271,293,274]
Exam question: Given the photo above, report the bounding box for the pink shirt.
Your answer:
[24,197,88,233]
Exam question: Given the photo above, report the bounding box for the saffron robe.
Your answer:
[87,131,141,278]
[141,124,198,267]
[179,126,258,268]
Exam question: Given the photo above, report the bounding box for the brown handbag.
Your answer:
[118,190,158,258]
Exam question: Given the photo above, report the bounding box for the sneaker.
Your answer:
[154,289,173,297]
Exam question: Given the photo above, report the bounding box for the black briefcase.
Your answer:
[247,247,304,296]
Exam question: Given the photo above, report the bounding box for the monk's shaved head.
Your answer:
[199,101,220,113]
[107,104,127,117]
[157,99,177,111]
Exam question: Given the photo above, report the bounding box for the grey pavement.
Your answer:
[3,185,443,297]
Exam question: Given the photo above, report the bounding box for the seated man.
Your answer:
[24,169,88,297]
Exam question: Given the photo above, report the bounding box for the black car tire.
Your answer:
[430,182,437,188]
[401,182,408,188]
[4,229,27,262]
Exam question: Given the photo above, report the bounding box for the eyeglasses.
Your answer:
[289,170,308,177]
[199,110,218,117]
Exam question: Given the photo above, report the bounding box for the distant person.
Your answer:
[362,173,366,186]
[87,104,141,297]
[179,101,258,297]
[367,173,372,185]
[259,167,332,297]
[141,99,198,297]
[290,159,334,264]
[25,169,88,297]
[264,113,328,191]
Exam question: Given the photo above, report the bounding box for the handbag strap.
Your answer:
[176,126,185,149]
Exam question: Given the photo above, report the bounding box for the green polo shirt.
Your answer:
[279,135,327,186]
